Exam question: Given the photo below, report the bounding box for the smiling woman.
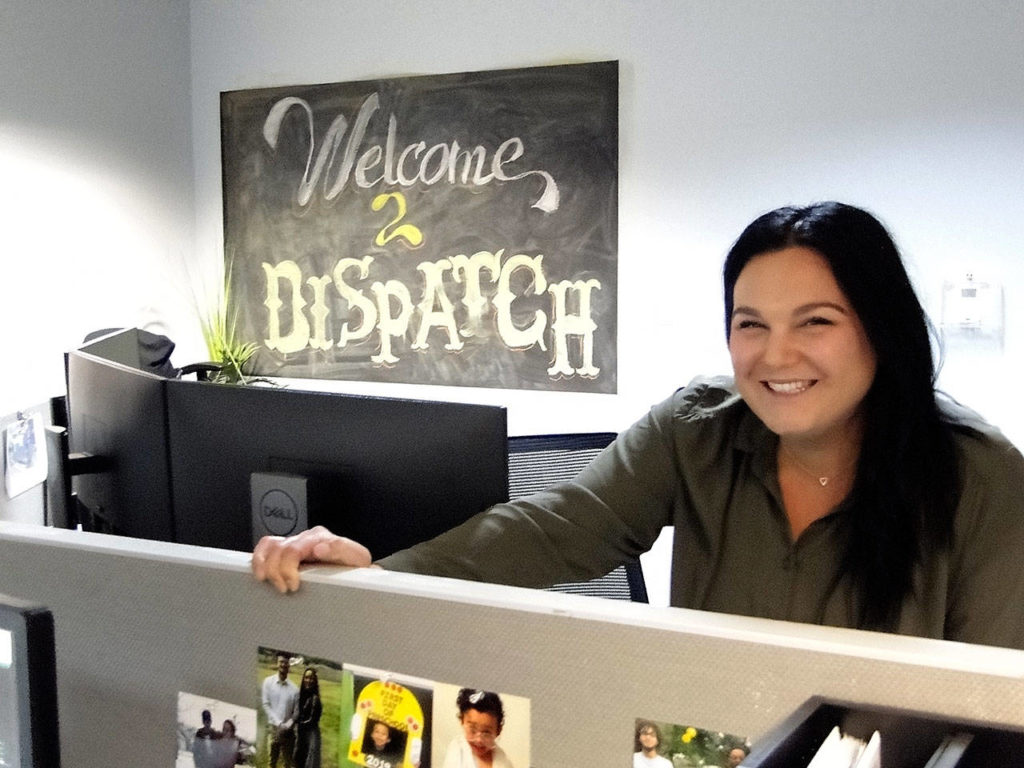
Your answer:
[721,203,970,630]
[252,202,1024,650]
[728,244,880,541]
[728,245,877,473]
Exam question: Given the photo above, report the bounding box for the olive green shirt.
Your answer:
[379,377,1024,649]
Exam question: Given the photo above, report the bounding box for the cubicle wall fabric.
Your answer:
[4,524,1024,768]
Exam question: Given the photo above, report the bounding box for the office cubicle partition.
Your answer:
[2,522,1024,767]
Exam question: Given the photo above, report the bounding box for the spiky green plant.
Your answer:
[198,264,261,384]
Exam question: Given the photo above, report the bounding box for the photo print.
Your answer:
[632,718,750,768]
[0,629,16,768]
[3,412,46,498]
[256,646,345,768]
[176,691,257,768]
[343,664,435,768]
[431,682,530,768]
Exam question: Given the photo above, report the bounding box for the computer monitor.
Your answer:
[0,594,61,768]
[164,379,509,556]
[65,342,175,541]
[63,329,509,557]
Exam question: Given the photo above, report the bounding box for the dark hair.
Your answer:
[455,688,504,728]
[298,667,320,704]
[723,202,960,630]
[634,720,662,752]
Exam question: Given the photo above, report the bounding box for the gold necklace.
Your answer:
[779,446,856,488]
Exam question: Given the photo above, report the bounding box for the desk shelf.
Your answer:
[745,697,1024,767]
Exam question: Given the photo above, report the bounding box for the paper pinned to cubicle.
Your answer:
[923,732,974,768]
[853,730,881,768]
[3,412,46,499]
[806,725,872,768]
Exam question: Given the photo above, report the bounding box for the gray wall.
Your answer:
[0,0,195,415]
[4,523,1024,768]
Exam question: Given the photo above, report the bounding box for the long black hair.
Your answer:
[723,202,960,630]
[298,666,320,703]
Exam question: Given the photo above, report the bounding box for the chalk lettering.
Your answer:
[412,259,464,352]
[263,93,559,212]
[371,192,424,248]
[306,274,333,351]
[369,279,414,366]
[262,261,310,353]
[548,279,601,378]
[261,252,601,378]
[450,250,502,338]
[493,253,547,350]
[333,256,378,346]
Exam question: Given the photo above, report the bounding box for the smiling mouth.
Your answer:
[764,380,815,394]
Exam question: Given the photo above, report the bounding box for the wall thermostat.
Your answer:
[940,272,1003,345]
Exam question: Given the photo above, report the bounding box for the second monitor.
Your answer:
[164,378,509,558]
[66,331,509,558]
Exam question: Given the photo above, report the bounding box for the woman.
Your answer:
[292,667,322,768]
[252,202,1024,648]
[442,689,513,768]
[220,720,253,767]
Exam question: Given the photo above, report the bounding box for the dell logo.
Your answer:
[260,489,299,536]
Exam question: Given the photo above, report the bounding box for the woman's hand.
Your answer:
[251,525,374,593]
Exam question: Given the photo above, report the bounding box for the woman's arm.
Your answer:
[944,430,1024,649]
[376,394,685,587]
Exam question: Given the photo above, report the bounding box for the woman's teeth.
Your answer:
[765,380,812,394]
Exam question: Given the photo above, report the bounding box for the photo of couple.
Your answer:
[258,648,342,768]
[176,692,257,768]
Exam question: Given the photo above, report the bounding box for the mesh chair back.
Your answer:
[507,433,648,602]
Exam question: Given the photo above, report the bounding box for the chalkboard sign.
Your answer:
[221,61,618,392]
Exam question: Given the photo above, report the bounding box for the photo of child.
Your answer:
[431,683,530,768]
[343,664,434,768]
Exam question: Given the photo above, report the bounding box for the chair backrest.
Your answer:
[507,433,648,603]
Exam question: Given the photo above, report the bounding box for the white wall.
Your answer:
[1,0,1021,444]
[189,0,1024,441]
[0,0,195,416]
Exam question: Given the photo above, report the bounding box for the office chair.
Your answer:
[81,328,224,380]
[507,433,648,602]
